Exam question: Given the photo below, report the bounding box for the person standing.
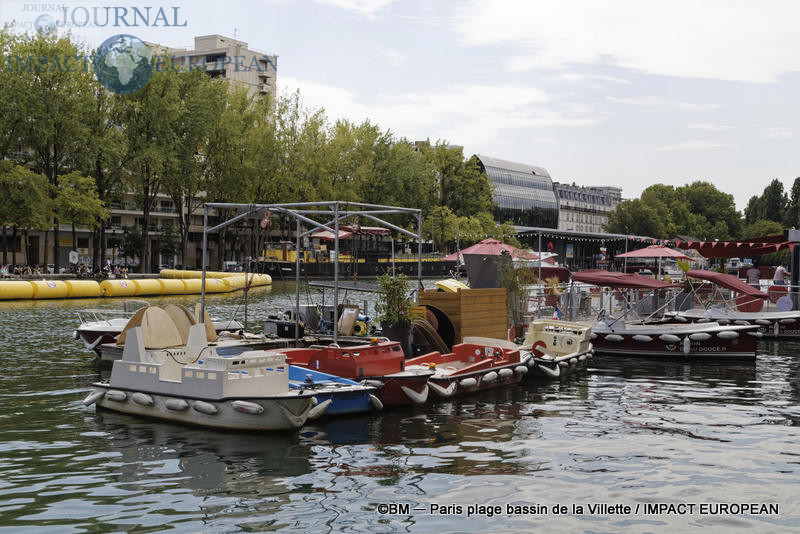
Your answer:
[746,262,761,290]
[773,263,790,285]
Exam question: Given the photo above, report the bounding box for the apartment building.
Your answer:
[553,183,622,233]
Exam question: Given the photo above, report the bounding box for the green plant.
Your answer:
[376,273,413,327]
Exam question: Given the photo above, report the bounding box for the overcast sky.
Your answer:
[4,0,800,210]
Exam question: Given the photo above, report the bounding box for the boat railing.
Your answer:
[77,308,134,324]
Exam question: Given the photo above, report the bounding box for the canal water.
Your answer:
[0,282,798,532]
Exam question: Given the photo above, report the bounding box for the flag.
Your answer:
[552,305,563,320]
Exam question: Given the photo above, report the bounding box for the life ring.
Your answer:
[353,321,368,336]
[531,340,547,357]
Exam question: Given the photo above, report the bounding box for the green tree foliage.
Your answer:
[604,198,665,237]
[742,219,784,239]
[784,177,800,228]
[0,162,51,265]
[54,172,108,251]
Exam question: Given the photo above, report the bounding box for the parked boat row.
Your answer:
[82,304,594,430]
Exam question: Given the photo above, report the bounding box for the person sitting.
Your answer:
[773,263,790,286]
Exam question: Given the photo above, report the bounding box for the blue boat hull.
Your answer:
[288,366,378,418]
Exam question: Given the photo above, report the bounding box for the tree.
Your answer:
[760,179,787,223]
[604,198,666,238]
[54,172,108,252]
[120,225,144,266]
[741,219,784,239]
[0,163,51,266]
[118,69,181,272]
[14,31,94,271]
[784,177,800,228]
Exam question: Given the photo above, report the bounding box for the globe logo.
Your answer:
[34,14,57,36]
[93,34,154,95]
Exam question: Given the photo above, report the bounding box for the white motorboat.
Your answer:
[572,270,760,360]
[519,319,594,379]
[83,307,317,431]
[665,269,800,338]
[74,300,243,355]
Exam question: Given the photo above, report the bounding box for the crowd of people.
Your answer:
[0,263,129,279]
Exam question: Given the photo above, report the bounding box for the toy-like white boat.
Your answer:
[84,307,316,431]
[518,319,594,379]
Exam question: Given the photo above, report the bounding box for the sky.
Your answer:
[3,0,800,210]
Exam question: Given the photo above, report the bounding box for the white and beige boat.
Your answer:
[84,306,317,431]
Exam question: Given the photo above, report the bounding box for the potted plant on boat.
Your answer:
[544,276,562,307]
[377,273,414,355]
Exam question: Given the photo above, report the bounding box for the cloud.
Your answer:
[606,96,722,112]
[761,127,794,139]
[451,0,800,83]
[314,0,395,18]
[544,73,632,85]
[656,140,734,151]
[687,123,741,131]
[279,77,603,148]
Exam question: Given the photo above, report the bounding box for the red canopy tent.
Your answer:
[442,238,539,261]
[616,245,691,260]
[572,270,675,290]
[673,234,790,258]
[685,270,768,298]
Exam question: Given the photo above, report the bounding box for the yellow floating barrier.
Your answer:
[133,279,163,296]
[204,278,229,293]
[64,280,102,298]
[225,276,246,290]
[158,269,179,279]
[30,280,69,299]
[99,279,137,297]
[0,280,35,300]
[182,278,202,293]
[158,278,185,295]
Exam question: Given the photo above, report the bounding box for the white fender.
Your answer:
[165,398,189,411]
[747,331,764,338]
[716,330,739,340]
[697,318,711,323]
[774,322,780,336]
[106,390,127,402]
[498,368,513,378]
[779,318,796,324]
[193,400,218,415]
[131,392,154,407]
[682,337,691,356]
[604,334,624,342]
[689,332,712,341]
[275,401,310,428]
[717,319,729,325]
[536,363,561,378]
[428,381,457,398]
[73,330,79,340]
[83,389,105,406]
[569,358,578,365]
[401,384,429,404]
[369,394,384,410]
[558,361,569,368]
[306,398,332,421]
[674,315,688,322]
[361,379,384,388]
[590,332,597,340]
[481,371,498,384]
[632,335,653,343]
[734,320,751,326]
[659,334,681,343]
[755,319,771,325]
[514,365,528,374]
[232,400,265,415]
[578,355,587,362]
[82,335,105,351]
[459,377,478,388]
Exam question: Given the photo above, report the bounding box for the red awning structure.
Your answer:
[309,229,353,240]
[442,238,538,261]
[309,225,390,241]
[616,245,691,260]
[685,270,768,298]
[572,269,675,289]
[673,234,790,258]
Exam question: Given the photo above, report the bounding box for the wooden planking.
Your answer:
[418,287,508,343]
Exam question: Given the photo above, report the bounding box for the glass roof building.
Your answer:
[475,154,558,228]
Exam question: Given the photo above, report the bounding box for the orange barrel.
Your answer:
[0,280,35,300]
[133,278,163,296]
[64,280,102,298]
[30,280,68,299]
[99,279,137,297]
[158,278,186,295]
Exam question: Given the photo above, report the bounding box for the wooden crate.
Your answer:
[418,287,508,343]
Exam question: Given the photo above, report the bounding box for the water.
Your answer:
[0,283,798,532]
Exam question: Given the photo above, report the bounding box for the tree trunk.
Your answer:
[11,226,17,267]
[72,222,77,253]
[99,219,107,267]
[140,181,150,273]
[1,226,6,265]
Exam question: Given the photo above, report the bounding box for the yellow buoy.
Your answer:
[133,279,163,296]
[0,280,35,300]
[158,278,185,295]
[99,279,137,297]
[182,278,203,293]
[204,278,229,293]
[64,280,102,298]
[30,280,69,299]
